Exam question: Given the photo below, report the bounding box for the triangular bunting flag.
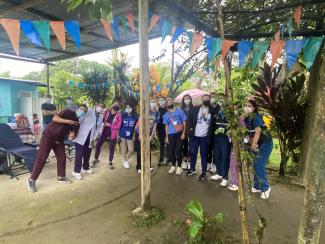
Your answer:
[285,39,305,70]
[274,30,280,41]
[33,21,50,50]
[20,20,42,47]
[119,15,128,34]
[148,14,160,33]
[252,42,269,68]
[50,21,65,50]
[0,19,20,55]
[112,16,120,40]
[100,19,113,41]
[126,12,135,33]
[221,39,237,60]
[161,20,171,42]
[64,21,80,48]
[286,18,293,39]
[303,36,324,70]
[190,33,203,55]
[270,40,285,70]
[171,27,185,43]
[294,5,302,28]
[205,37,222,61]
[238,41,253,68]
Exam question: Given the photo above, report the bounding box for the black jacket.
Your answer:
[187,105,214,143]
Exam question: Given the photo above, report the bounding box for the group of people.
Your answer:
[27,92,273,200]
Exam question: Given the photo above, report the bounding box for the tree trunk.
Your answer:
[297,46,325,244]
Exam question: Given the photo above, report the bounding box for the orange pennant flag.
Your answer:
[270,40,285,70]
[274,30,280,41]
[100,19,114,41]
[294,5,302,28]
[50,21,65,50]
[221,39,237,60]
[190,33,204,55]
[0,19,20,56]
[148,14,160,33]
[126,12,135,33]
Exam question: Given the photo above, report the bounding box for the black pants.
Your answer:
[134,133,151,171]
[158,131,166,162]
[208,137,215,165]
[167,133,183,167]
[182,137,189,157]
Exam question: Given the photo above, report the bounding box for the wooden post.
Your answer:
[170,43,175,96]
[138,0,151,211]
[297,47,325,244]
[215,1,250,243]
[46,62,50,94]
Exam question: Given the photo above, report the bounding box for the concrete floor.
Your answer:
[0,145,324,244]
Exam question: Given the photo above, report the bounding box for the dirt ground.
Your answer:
[0,144,324,244]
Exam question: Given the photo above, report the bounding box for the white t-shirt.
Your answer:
[195,107,211,137]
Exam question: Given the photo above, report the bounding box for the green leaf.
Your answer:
[188,220,203,239]
[186,200,204,221]
[215,212,224,223]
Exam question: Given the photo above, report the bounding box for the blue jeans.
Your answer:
[213,135,231,179]
[253,140,273,192]
[190,136,208,175]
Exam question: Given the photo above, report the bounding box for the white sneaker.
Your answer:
[150,167,154,172]
[123,161,130,169]
[251,187,262,193]
[137,169,141,174]
[261,187,271,200]
[211,174,222,181]
[83,169,94,174]
[228,184,238,191]
[187,163,191,170]
[210,164,217,174]
[181,161,188,170]
[175,167,182,175]
[168,166,176,174]
[207,163,211,172]
[72,172,83,180]
[220,179,228,187]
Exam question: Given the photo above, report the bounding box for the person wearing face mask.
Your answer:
[41,94,57,129]
[65,96,77,112]
[93,103,105,142]
[72,104,97,180]
[242,99,273,199]
[207,92,221,174]
[157,97,168,166]
[180,94,193,170]
[163,98,187,175]
[93,102,122,169]
[119,104,138,169]
[186,94,213,180]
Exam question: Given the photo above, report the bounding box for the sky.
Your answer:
[0,37,181,78]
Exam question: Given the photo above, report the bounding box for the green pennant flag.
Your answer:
[33,21,50,50]
[286,18,293,39]
[303,36,324,70]
[251,41,269,68]
[119,15,128,34]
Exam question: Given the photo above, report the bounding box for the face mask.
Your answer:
[244,106,253,114]
[184,99,191,105]
[211,98,216,104]
[96,107,103,113]
[159,100,166,107]
[46,99,51,103]
[76,111,86,119]
[112,105,120,111]
[150,103,156,109]
[168,104,174,109]
[125,108,132,114]
[202,100,210,107]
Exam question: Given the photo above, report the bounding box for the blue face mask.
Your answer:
[76,111,86,119]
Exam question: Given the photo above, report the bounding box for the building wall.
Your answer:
[0,82,12,117]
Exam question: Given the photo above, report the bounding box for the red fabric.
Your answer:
[101,19,113,41]
[148,15,160,33]
[294,5,302,28]
[0,19,20,55]
[50,21,66,50]
[270,40,285,70]
[190,33,203,55]
[221,39,237,60]
[274,30,280,41]
[126,12,135,33]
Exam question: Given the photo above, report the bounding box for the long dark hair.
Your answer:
[248,99,259,113]
[181,94,193,110]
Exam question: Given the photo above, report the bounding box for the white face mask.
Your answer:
[150,103,157,109]
[211,98,216,104]
[159,100,166,107]
[125,108,132,114]
[184,99,191,105]
[46,99,51,103]
[96,107,103,113]
[244,106,253,114]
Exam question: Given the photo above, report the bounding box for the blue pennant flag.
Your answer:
[285,39,305,70]
[238,41,254,68]
[161,20,171,42]
[64,21,81,48]
[20,20,42,47]
[205,37,222,61]
[112,16,120,40]
[171,27,185,43]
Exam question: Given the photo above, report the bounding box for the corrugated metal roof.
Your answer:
[0,77,47,87]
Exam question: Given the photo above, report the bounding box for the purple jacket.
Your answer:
[102,109,122,140]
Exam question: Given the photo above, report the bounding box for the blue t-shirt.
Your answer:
[119,113,138,139]
[245,113,272,144]
[163,109,187,135]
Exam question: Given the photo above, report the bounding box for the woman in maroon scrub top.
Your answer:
[27,109,79,193]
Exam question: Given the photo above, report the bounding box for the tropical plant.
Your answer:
[251,62,308,176]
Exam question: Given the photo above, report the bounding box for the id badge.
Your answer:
[126,131,131,137]
[173,121,177,126]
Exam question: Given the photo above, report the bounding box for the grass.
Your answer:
[268,138,281,167]
[130,207,165,229]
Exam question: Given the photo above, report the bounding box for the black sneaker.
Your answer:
[187,169,196,176]
[199,174,207,180]
[57,177,73,184]
[27,178,37,192]
[108,162,114,169]
[158,161,164,167]
[91,159,100,168]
